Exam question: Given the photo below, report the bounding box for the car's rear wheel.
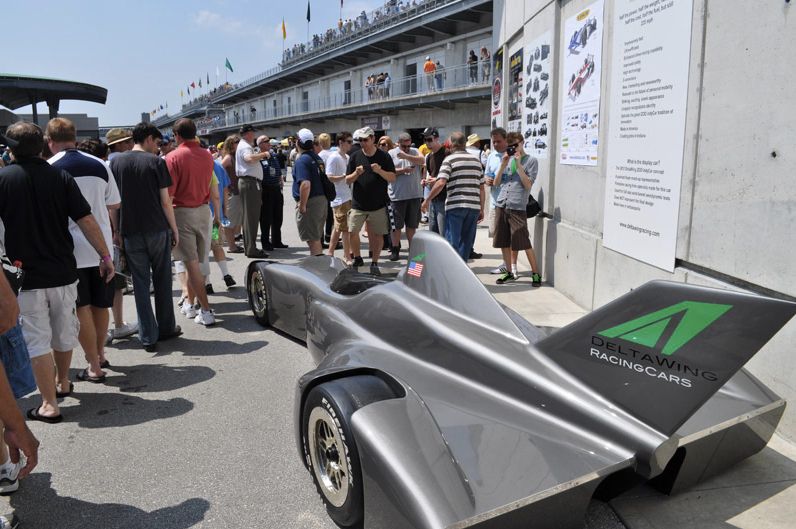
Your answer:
[302,376,394,527]
[248,265,269,326]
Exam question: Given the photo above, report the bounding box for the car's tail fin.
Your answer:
[536,281,796,435]
[401,231,524,338]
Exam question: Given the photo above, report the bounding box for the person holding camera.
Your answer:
[490,131,541,287]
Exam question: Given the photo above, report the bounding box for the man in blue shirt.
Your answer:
[292,129,327,255]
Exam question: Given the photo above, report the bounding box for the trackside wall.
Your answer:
[493,0,796,439]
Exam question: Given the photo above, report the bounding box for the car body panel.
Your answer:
[247,232,796,529]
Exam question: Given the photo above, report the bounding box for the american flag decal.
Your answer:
[407,261,424,278]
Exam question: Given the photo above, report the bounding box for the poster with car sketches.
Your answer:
[522,31,552,159]
[491,48,504,129]
[507,49,524,133]
[560,0,604,166]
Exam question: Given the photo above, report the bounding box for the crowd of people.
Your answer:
[282,0,430,64]
[0,112,541,526]
[366,72,393,100]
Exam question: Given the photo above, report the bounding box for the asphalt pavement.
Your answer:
[4,186,627,529]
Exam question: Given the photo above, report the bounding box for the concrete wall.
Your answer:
[495,0,796,440]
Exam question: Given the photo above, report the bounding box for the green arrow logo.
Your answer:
[598,301,732,356]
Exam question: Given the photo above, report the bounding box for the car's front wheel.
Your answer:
[247,264,269,326]
[302,376,394,527]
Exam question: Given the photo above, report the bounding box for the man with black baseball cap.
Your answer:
[422,127,448,236]
[235,125,269,257]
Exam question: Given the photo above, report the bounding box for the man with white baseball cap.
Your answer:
[292,128,327,255]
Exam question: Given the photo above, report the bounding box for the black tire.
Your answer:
[302,376,394,527]
[247,264,269,327]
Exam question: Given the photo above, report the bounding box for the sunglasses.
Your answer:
[424,137,434,142]
[379,143,389,147]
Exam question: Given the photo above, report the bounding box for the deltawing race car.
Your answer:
[569,55,595,100]
[246,232,795,529]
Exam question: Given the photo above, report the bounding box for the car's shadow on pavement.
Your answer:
[10,473,210,529]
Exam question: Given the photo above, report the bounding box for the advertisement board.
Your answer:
[522,31,553,159]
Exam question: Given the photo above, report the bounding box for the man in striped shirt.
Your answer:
[421,132,485,260]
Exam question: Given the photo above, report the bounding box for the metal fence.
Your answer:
[205,62,488,133]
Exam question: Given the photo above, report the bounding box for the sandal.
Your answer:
[76,368,106,383]
[27,407,63,424]
[56,381,74,398]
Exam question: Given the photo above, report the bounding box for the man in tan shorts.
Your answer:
[165,119,216,326]
[326,132,353,262]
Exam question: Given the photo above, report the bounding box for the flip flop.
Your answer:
[27,407,63,424]
[56,381,74,398]
[100,360,111,369]
[76,368,106,383]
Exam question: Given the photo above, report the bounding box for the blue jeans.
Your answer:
[124,231,176,346]
[428,198,446,236]
[0,325,36,398]
[444,208,479,261]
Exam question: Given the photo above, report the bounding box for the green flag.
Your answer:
[225,58,234,73]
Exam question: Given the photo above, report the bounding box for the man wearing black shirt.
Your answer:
[0,122,114,423]
[110,123,180,352]
[345,127,396,274]
[422,127,448,236]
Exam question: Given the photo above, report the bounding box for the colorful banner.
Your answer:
[491,47,504,129]
[506,48,524,133]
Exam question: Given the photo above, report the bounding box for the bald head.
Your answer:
[449,131,466,150]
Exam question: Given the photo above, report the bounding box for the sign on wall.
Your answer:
[560,0,604,166]
[506,48,524,133]
[602,0,694,272]
[491,48,504,129]
[523,31,553,159]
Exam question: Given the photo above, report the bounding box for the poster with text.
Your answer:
[491,48,504,129]
[602,0,694,271]
[522,31,553,159]
[507,48,524,133]
[560,0,604,166]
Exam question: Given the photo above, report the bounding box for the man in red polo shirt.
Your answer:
[166,119,216,326]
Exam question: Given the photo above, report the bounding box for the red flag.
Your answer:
[190,82,196,89]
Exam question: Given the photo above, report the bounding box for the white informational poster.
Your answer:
[560,0,604,166]
[522,31,553,159]
[602,0,694,272]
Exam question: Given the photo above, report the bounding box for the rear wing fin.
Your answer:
[536,281,796,435]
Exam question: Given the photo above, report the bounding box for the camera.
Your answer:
[506,145,517,156]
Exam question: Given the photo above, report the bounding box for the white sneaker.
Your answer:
[0,513,19,528]
[490,264,508,275]
[182,303,197,319]
[194,309,216,326]
[0,460,21,494]
[112,322,139,339]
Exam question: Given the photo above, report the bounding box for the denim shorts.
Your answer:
[0,325,36,399]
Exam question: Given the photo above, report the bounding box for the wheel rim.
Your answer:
[308,406,350,508]
[250,269,267,316]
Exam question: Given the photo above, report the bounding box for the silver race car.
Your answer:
[247,231,795,529]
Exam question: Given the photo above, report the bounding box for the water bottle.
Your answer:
[212,225,220,241]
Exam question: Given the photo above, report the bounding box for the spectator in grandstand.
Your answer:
[384,72,392,97]
[435,60,446,90]
[468,50,479,84]
[423,56,436,92]
[481,47,492,82]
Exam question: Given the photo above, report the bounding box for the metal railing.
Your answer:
[281,0,459,66]
[202,63,488,133]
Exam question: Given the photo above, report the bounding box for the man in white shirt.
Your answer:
[235,125,269,257]
[326,132,353,263]
[48,117,120,386]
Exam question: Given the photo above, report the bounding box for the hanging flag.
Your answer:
[165,101,168,109]
[190,81,196,89]
[341,0,344,7]
[187,85,191,95]
[159,105,163,110]
[207,72,210,85]
[225,57,234,73]
[180,89,184,98]
[198,78,202,88]
[306,1,311,22]
[282,18,287,40]
[216,65,220,77]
